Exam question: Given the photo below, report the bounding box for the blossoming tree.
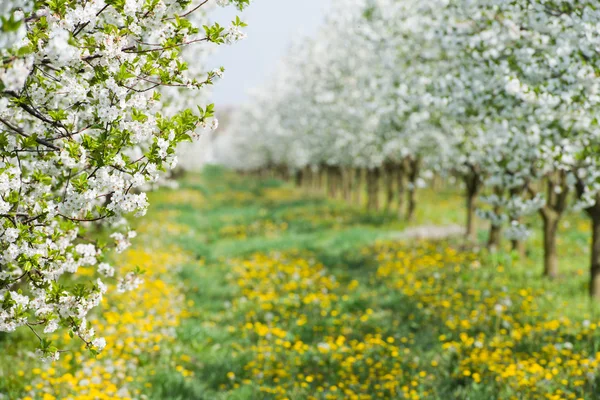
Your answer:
[0,0,250,360]
[215,0,600,300]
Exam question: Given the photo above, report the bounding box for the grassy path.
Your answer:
[3,168,600,400]
[146,169,600,400]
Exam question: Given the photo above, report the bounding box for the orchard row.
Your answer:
[214,1,600,298]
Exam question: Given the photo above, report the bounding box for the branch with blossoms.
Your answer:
[0,0,251,360]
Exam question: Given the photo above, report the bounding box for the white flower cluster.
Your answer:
[0,0,250,359]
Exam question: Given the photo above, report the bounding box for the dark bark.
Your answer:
[487,187,503,251]
[326,166,344,199]
[591,212,600,299]
[281,166,290,181]
[509,186,527,257]
[397,162,407,219]
[579,185,600,299]
[541,209,559,279]
[346,168,356,204]
[510,238,526,257]
[406,158,420,222]
[488,224,502,251]
[334,166,343,199]
[367,167,381,212]
[327,166,336,198]
[539,171,569,278]
[466,193,477,241]
[294,169,303,187]
[353,168,364,206]
[342,167,352,203]
[464,168,481,242]
[303,166,313,190]
[316,166,325,192]
[384,162,396,212]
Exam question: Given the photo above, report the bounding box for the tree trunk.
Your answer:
[591,213,600,299]
[406,158,420,222]
[316,166,325,192]
[332,166,343,199]
[397,163,406,220]
[464,170,480,243]
[294,169,303,187]
[342,167,352,203]
[303,166,312,190]
[509,187,526,257]
[510,216,527,256]
[407,187,417,222]
[346,168,356,204]
[367,168,381,212]
[487,186,503,251]
[541,209,559,279]
[336,167,344,199]
[353,168,364,207]
[384,162,395,212]
[575,183,600,299]
[583,193,600,299]
[487,207,501,250]
[275,165,285,180]
[326,167,333,197]
[538,171,570,277]
[510,236,526,257]
[327,166,337,198]
[466,191,477,243]
[488,224,502,251]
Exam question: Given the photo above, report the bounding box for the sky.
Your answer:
[208,0,329,106]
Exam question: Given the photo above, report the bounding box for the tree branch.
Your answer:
[0,117,61,151]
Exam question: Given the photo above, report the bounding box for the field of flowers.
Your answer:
[1,168,599,399]
[0,210,198,400]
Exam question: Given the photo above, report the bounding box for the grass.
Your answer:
[144,167,600,399]
[158,167,593,307]
[2,165,599,399]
